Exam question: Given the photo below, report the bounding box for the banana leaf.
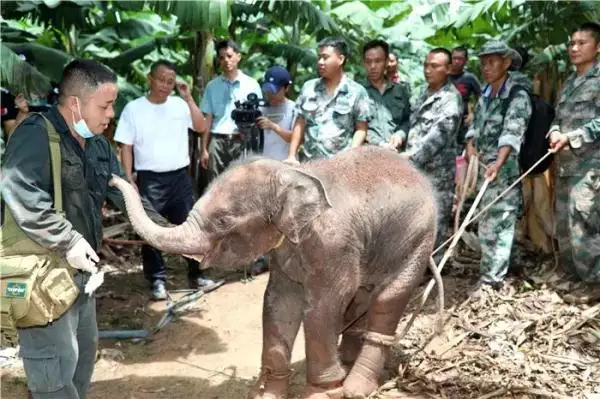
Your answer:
[0,44,52,98]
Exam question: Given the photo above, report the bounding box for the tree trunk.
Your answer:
[189,31,215,197]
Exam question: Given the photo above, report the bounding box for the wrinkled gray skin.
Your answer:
[110,146,438,399]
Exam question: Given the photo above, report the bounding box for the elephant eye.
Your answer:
[215,215,232,229]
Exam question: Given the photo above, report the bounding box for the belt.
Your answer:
[136,166,188,176]
[211,133,243,141]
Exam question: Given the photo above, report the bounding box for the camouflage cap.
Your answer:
[478,39,522,70]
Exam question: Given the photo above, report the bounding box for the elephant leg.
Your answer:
[301,274,356,398]
[249,266,304,399]
[344,246,430,398]
[338,288,372,368]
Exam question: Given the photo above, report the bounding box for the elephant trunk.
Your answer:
[109,175,207,255]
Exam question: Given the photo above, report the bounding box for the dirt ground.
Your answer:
[1,245,599,399]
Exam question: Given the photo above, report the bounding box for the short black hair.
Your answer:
[362,39,390,58]
[430,47,452,65]
[513,46,529,70]
[576,22,600,43]
[150,59,176,76]
[216,39,240,55]
[318,37,348,64]
[452,46,468,59]
[58,59,116,104]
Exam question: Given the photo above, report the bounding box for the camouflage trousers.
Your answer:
[477,177,522,284]
[555,168,600,283]
[435,189,454,251]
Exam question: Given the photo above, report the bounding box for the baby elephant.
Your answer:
[110,146,438,399]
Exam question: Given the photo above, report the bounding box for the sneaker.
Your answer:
[189,277,223,292]
[151,280,167,301]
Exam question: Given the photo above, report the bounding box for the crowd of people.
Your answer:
[0,21,598,399]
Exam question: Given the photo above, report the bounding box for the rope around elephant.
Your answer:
[398,150,555,342]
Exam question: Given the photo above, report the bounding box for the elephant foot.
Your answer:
[343,333,394,398]
[247,367,292,399]
[301,382,344,399]
[342,373,378,399]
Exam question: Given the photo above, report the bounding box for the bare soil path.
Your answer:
[2,248,599,399]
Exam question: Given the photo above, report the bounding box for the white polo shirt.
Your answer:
[260,99,296,161]
[114,96,192,173]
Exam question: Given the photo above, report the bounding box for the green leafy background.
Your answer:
[1,0,598,117]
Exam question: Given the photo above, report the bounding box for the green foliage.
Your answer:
[1,0,596,114]
[0,44,52,98]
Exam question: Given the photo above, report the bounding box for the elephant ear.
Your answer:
[273,167,332,244]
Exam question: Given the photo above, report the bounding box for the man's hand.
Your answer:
[66,237,99,274]
[388,134,403,151]
[485,162,501,181]
[176,81,193,102]
[256,116,277,132]
[283,156,300,166]
[200,148,210,169]
[466,140,479,160]
[549,131,569,153]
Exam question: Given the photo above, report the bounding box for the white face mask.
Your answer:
[72,97,94,139]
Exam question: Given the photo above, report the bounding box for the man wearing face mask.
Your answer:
[1,60,166,398]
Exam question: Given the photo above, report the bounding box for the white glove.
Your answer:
[66,237,99,274]
[84,270,104,296]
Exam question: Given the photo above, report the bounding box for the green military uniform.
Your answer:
[401,80,463,250]
[1,107,164,398]
[549,61,600,283]
[362,79,411,146]
[465,41,532,285]
[295,75,372,160]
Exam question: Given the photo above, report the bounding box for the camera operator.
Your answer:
[257,65,297,161]
[200,39,262,181]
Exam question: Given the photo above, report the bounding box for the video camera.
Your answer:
[231,93,266,154]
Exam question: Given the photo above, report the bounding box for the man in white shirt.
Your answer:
[257,65,296,161]
[114,59,220,300]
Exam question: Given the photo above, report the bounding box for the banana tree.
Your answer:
[0,1,188,115]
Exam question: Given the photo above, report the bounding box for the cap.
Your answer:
[478,39,522,71]
[262,65,292,95]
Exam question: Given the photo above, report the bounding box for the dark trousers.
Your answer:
[208,134,243,182]
[137,167,201,283]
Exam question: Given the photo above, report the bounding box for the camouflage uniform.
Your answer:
[296,75,372,160]
[362,80,411,147]
[402,80,463,249]
[549,61,600,283]
[465,42,532,284]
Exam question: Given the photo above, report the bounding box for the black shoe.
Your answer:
[151,280,167,301]
[250,258,269,276]
[188,277,224,292]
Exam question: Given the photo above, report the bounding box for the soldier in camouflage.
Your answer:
[286,37,372,162]
[548,22,600,304]
[464,40,531,290]
[388,48,463,252]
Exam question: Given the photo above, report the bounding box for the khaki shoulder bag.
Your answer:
[0,114,79,331]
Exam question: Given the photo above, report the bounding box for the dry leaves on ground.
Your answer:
[374,249,600,399]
